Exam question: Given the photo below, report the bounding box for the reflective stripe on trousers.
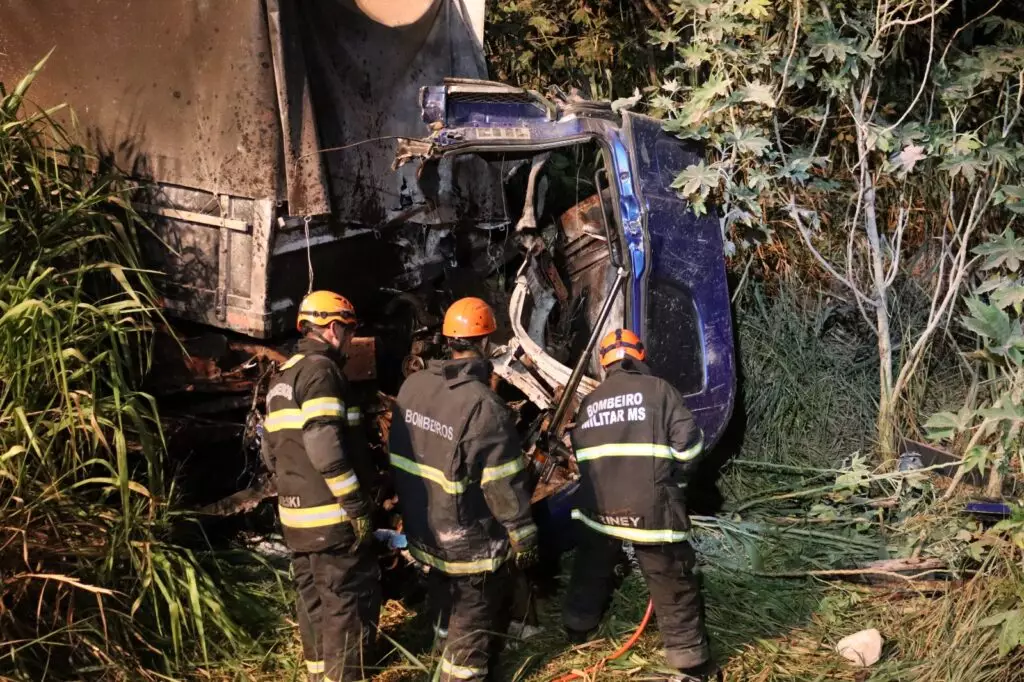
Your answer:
[407,545,506,575]
[571,509,689,543]
[439,654,486,680]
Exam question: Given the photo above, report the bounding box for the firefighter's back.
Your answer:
[571,361,696,544]
[265,351,356,552]
[388,358,512,574]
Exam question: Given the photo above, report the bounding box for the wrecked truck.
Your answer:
[394,82,738,502]
[0,1,735,559]
[190,81,738,546]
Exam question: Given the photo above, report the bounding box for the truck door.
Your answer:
[620,112,736,447]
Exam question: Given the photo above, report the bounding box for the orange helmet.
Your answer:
[296,290,357,331]
[598,328,645,368]
[443,297,497,338]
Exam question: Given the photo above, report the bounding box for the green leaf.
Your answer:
[998,185,1024,215]
[691,75,733,105]
[978,398,1024,426]
[939,154,987,183]
[527,15,560,35]
[976,50,1016,82]
[670,161,720,198]
[738,0,772,20]
[741,81,776,107]
[678,44,712,68]
[963,446,992,475]
[650,94,678,112]
[984,141,1018,170]
[952,133,983,155]
[977,609,1018,629]
[866,124,896,153]
[991,285,1024,310]
[974,229,1024,272]
[998,610,1024,656]
[963,298,1013,344]
[818,70,850,96]
[651,28,681,49]
[788,57,814,89]
[808,29,857,64]
[727,126,772,156]
[924,408,976,441]
[779,155,825,183]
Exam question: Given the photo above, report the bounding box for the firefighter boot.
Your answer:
[564,626,593,644]
[669,660,722,682]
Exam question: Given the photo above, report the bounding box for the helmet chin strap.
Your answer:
[309,325,337,350]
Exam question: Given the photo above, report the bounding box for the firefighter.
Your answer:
[261,291,380,682]
[563,329,719,682]
[388,297,538,682]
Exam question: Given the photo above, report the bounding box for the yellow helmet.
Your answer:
[296,290,357,331]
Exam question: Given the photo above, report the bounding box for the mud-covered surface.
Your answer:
[0,0,282,200]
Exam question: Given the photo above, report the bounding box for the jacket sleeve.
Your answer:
[260,432,276,474]
[295,357,371,519]
[471,398,537,549]
[665,383,704,477]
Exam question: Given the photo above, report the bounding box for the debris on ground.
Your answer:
[836,628,884,667]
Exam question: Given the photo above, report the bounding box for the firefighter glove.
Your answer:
[349,514,373,553]
[512,543,540,569]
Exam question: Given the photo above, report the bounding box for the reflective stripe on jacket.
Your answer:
[569,359,703,544]
[263,338,372,552]
[388,358,537,575]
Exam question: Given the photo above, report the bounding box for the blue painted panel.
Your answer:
[623,113,736,447]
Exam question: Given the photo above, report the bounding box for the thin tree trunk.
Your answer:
[863,178,896,457]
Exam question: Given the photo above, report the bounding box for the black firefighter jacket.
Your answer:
[388,358,537,575]
[262,338,373,553]
[569,359,704,544]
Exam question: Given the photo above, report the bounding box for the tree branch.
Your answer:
[640,0,669,30]
[885,0,943,133]
[789,197,878,308]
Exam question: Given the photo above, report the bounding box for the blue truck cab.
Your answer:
[411,80,736,456]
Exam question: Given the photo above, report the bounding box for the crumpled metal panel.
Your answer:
[0,0,285,203]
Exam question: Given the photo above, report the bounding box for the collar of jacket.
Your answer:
[295,336,348,368]
[429,357,492,388]
[606,358,652,377]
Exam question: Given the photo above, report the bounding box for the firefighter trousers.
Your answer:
[293,546,381,682]
[428,564,511,681]
[563,526,711,671]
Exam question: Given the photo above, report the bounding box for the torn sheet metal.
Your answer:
[492,260,600,410]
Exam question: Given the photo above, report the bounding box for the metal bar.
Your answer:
[134,203,250,232]
[215,195,232,322]
[592,167,622,269]
[547,266,627,437]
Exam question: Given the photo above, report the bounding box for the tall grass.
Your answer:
[0,58,284,680]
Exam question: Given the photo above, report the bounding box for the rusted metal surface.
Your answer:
[0,1,283,202]
[344,337,378,382]
[150,330,377,404]
[199,476,277,516]
[0,1,497,338]
[559,191,619,378]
